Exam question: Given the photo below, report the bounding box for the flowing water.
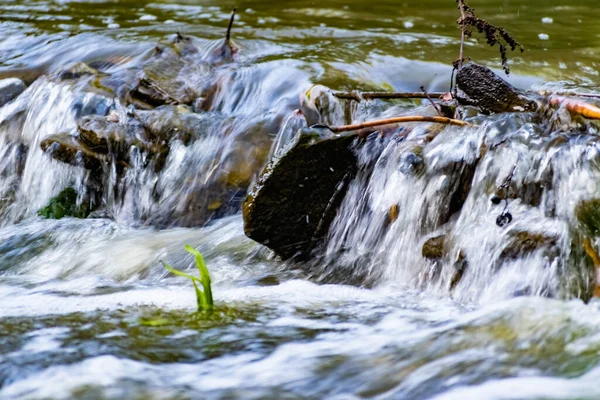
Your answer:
[2,1,600,399]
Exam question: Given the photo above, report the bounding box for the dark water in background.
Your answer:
[2,1,600,399]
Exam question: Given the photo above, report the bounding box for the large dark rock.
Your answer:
[456,63,538,114]
[243,127,359,260]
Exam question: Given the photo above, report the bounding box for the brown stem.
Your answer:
[332,91,446,101]
[421,85,443,116]
[327,116,472,133]
[550,96,600,120]
[226,8,237,44]
[457,0,467,70]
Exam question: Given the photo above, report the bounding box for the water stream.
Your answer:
[2,1,600,399]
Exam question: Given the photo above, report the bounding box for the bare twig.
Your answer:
[226,8,237,44]
[457,0,467,70]
[327,116,473,133]
[550,96,600,120]
[332,91,446,101]
[421,86,443,116]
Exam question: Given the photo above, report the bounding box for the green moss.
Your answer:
[576,199,600,236]
[37,188,92,219]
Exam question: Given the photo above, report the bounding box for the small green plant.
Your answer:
[163,245,213,312]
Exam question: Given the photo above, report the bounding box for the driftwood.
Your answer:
[332,91,446,101]
[327,116,472,134]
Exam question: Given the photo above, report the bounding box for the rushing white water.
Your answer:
[3,1,600,399]
[322,108,597,302]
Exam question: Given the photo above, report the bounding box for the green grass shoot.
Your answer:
[162,245,213,312]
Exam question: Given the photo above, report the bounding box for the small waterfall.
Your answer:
[321,109,597,302]
[0,78,103,224]
[0,39,312,229]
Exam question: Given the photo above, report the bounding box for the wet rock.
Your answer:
[575,199,600,236]
[456,63,538,114]
[41,133,106,172]
[37,188,95,219]
[499,230,559,260]
[135,105,215,144]
[243,127,359,260]
[127,43,204,108]
[422,235,446,260]
[0,78,26,108]
[449,251,467,291]
[57,62,99,81]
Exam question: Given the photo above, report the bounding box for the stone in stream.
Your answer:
[243,127,359,260]
[41,133,107,172]
[575,199,600,237]
[498,230,559,261]
[0,78,26,108]
[422,235,447,260]
[456,63,538,114]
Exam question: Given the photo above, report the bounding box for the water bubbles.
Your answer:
[139,15,157,21]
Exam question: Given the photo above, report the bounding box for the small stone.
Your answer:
[538,33,549,40]
[541,17,553,24]
[422,235,446,260]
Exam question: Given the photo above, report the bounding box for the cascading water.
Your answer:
[3,1,600,399]
[320,104,598,302]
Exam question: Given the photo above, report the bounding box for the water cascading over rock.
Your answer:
[243,68,600,302]
[0,33,312,228]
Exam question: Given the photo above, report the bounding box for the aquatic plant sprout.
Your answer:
[162,245,213,312]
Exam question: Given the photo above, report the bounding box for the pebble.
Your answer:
[541,17,553,24]
[538,33,549,40]
[403,21,414,29]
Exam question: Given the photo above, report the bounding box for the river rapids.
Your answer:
[2,1,600,399]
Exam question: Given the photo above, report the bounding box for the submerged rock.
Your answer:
[0,78,26,108]
[37,188,94,219]
[499,230,559,261]
[243,127,359,260]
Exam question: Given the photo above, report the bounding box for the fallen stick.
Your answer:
[332,91,446,101]
[550,96,600,120]
[226,8,237,45]
[327,116,472,133]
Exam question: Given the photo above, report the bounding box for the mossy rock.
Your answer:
[37,188,93,219]
[422,235,446,260]
[499,230,559,261]
[575,199,600,236]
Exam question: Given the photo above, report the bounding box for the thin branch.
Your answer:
[226,8,237,44]
[457,0,467,70]
[327,116,473,133]
[550,96,600,120]
[332,91,446,101]
[421,86,443,116]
